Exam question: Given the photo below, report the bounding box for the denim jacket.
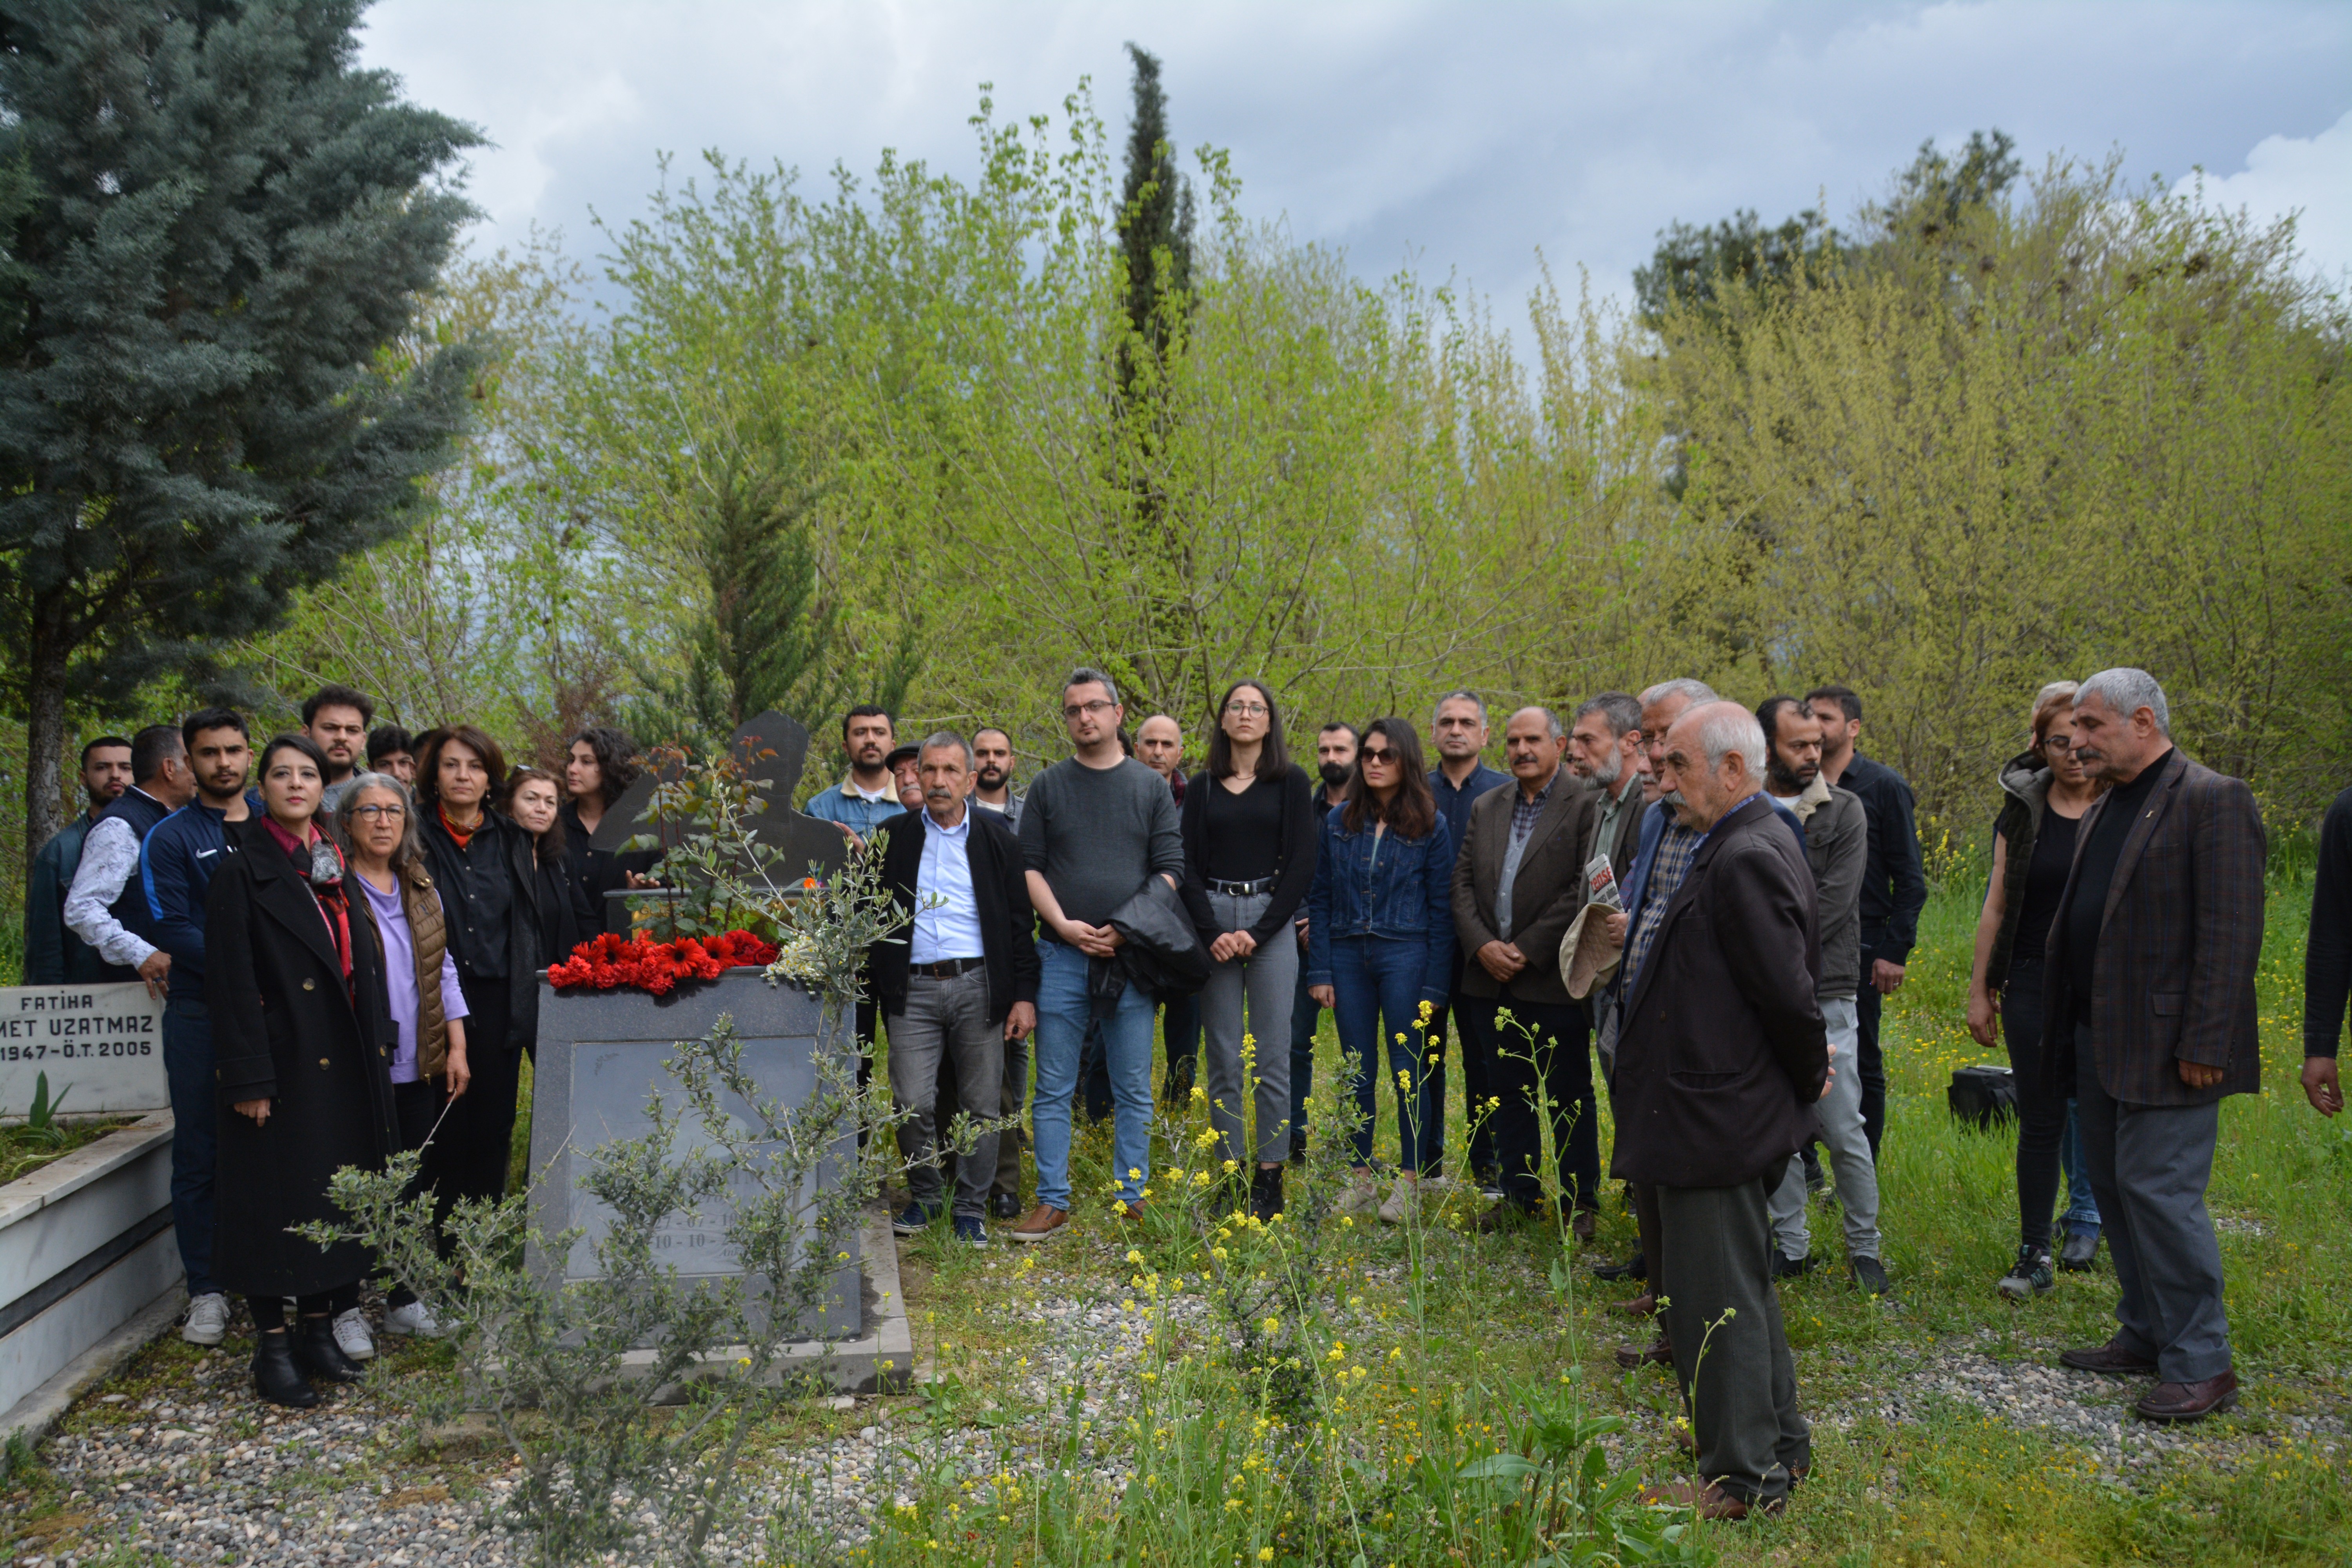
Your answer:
[1304,809,1455,998]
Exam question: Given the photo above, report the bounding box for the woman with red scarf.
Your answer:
[207,734,400,1408]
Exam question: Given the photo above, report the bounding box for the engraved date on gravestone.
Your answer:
[0,983,169,1115]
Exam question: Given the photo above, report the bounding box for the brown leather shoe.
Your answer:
[1614,1291,1660,1319]
[1006,1205,1068,1243]
[1571,1207,1598,1242]
[1614,1332,1673,1370]
[1117,1201,1146,1222]
[2136,1369,2239,1423]
[2060,1338,2158,1375]
[1638,1480,1780,1521]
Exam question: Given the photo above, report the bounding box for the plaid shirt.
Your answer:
[1624,820,1700,988]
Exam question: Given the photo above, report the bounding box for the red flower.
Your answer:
[549,928,778,995]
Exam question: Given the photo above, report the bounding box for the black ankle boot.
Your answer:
[1250,1164,1284,1221]
[292,1316,366,1384]
[252,1331,320,1408]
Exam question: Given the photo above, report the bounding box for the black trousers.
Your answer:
[1462,991,1600,1211]
[2001,958,2073,1251]
[250,1280,359,1330]
[1657,1177,1808,1503]
[387,1076,449,1309]
[1856,931,1890,1157]
[425,973,518,1208]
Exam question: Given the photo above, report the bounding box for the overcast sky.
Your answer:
[358,1,2352,318]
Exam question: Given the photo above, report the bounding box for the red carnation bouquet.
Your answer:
[546,929,780,996]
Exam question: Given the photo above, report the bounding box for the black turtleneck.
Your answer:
[2065,748,2172,1024]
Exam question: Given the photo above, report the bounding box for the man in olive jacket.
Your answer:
[1612,702,1828,1520]
[2041,668,2263,1423]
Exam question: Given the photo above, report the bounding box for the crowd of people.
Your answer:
[20,663,2349,1521]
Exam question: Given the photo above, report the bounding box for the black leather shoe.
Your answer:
[292,1316,366,1384]
[2058,1230,2101,1272]
[989,1192,1022,1221]
[1288,1131,1307,1168]
[1849,1255,1892,1298]
[1594,1250,1647,1283]
[252,1331,319,1409]
[1250,1165,1285,1222]
[1771,1249,1818,1280]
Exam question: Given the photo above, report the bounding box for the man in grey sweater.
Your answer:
[1759,697,1887,1294]
[1008,668,1187,1241]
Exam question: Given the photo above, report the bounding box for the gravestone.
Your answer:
[527,970,861,1343]
[0,984,167,1118]
[588,711,849,933]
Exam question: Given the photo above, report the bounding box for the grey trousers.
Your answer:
[1657,1176,1809,1503]
[1769,995,1882,1261]
[886,970,1002,1220]
[2073,1024,2231,1382]
[1199,888,1298,1167]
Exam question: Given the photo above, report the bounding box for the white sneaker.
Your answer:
[330,1307,376,1362]
[181,1292,230,1347]
[1377,1173,1420,1225]
[1334,1172,1380,1217]
[382,1299,445,1339]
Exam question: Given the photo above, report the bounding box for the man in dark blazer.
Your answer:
[1568,693,1648,882]
[2042,669,2263,1423]
[870,732,1040,1245]
[1451,706,1602,1226]
[1614,702,1828,1520]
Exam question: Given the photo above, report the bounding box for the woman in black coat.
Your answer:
[414,724,541,1209]
[207,733,400,1409]
[504,764,595,962]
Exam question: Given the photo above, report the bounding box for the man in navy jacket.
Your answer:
[138,709,255,1348]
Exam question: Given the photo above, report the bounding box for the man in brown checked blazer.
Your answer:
[2041,668,2265,1423]
[1451,706,1602,1227]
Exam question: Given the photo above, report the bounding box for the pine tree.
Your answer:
[1118,43,1193,359]
[0,0,482,866]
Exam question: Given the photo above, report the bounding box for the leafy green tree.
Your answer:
[0,0,481,863]
[1118,43,1194,357]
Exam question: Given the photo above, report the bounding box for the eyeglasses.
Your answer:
[344,803,406,821]
[1223,701,1269,717]
[1359,747,1399,765]
[1061,699,1116,720]
[2041,734,2071,751]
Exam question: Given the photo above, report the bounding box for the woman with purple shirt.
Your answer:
[343,772,470,1341]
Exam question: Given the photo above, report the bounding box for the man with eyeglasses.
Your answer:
[1427,690,1509,1193]
[138,707,258,1348]
[1009,669,1186,1243]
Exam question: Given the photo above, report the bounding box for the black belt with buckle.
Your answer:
[1206,877,1276,897]
[909,956,986,979]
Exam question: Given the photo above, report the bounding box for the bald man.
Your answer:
[1135,711,1199,1100]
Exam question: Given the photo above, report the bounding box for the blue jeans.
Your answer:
[1032,941,1157,1210]
[1329,936,1437,1171]
[2061,1098,2102,1235]
[162,998,219,1296]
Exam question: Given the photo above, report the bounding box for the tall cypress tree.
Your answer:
[1118,43,1193,359]
[0,0,482,865]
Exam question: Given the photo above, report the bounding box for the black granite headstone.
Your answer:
[527,969,860,1341]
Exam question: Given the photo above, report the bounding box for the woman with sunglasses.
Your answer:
[342,772,472,1341]
[1304,716,1455,1219]
[207,735,401,1408]
[1178,680,1318,1220]
[1969,681,2107,1299]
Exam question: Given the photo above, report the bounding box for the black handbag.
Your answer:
[1948,1064,2019,1129]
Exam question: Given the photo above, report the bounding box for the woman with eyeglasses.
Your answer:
[416,725,541,1210]
[342,772,471,1342]
[1304,716,1455,1219]
[1968,681,2107,1299]
[206,735,401,1408]
[1178,681,1318,1220]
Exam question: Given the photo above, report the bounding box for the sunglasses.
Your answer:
[1360,746,1400,765]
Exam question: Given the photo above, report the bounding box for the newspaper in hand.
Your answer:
[1583,852,1623,912]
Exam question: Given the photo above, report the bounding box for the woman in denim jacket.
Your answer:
[1306,716,1455,1218]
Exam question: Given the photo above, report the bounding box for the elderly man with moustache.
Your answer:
[1451,706,1602,1230]
[1616,701,1827,1519]
[2042,668,2265,1422]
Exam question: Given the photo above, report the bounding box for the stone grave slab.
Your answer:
[0,985,168,1118]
